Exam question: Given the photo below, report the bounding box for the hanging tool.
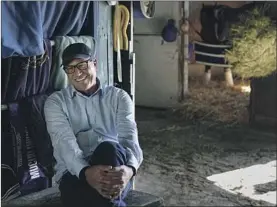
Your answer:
[113,3,130,83]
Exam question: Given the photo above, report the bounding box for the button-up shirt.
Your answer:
[44,80,143,183]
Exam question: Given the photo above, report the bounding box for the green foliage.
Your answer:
[225,8,276,78]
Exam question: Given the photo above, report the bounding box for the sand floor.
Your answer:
[134,108,276,206]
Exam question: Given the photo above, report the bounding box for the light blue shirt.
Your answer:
[44,80,143,183]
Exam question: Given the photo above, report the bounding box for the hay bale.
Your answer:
[225,8,276,78]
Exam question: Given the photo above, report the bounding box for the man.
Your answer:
[44,43,143,207]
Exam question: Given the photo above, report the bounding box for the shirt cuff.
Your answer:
[126,165,136,176]
[71,159,90,179]
[126,153,140,174]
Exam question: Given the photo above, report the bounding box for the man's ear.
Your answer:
[93,59,97,66]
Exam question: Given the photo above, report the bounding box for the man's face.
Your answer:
[64,58,97,92]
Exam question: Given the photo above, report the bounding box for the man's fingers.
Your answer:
[110,184,122,191]
[108,188,121,195]
[100,173,124,185]
[111,188,125,199]
[107,171,124,179]
[100,183,123,192]
[100,188,120,200]
[100,189,109,195]
[100,175,121,185]
[100,183,110,190]
[111,166,122,171]
[111,191,121,199]
[109,186,122,200]
[110,176,124,184]
[100,191,111,199]
[109,167,124,173]
[108,178,124,186]
[98,165,113,173]
[108,172,123,177]
[95,186,110,199]
[100,172,112,182]
[99,183,125,200]
[100,170,108,177]
[100,179,110,185]
[100,179,123,187]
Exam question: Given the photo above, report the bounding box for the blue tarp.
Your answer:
[1,1,91,58]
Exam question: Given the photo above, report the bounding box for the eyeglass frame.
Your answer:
[63,58,96,74]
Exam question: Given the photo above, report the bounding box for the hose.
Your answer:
[113,4,130,51]
[113,4,130,82]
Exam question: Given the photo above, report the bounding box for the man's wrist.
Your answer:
[126,165,136,177]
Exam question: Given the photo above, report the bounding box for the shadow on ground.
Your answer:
[135,107,276,206]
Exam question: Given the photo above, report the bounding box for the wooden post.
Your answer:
[178,1,189,102]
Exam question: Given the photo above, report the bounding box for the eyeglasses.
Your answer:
[63,59,92,74]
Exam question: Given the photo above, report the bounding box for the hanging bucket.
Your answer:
[161,19,178,42]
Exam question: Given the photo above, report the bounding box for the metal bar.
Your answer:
[195,61,232,68]
[130,1,136,118]
[194,51,226,58]
[194,40,231,48]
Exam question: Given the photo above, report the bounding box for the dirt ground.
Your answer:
[134,107,276,206]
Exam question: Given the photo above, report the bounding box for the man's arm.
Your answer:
[44,95,89,178]
[116,89,143,175]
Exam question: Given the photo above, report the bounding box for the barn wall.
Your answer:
[134,1,180,108]
[133,1,248,108]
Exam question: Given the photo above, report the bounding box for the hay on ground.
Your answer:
[173,78,250,125]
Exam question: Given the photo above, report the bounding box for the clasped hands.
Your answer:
[85,165,133,199]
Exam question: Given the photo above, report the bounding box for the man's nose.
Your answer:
[74,67,82,76]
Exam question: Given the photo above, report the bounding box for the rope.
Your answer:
[113,4,130,83]
[113,4,130,51]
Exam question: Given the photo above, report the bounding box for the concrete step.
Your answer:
[2,187,164,207]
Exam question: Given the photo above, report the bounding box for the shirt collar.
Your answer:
[70,78,103,98]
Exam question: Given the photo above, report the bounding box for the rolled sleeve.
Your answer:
[116,90,143,173]
[44,95,89,178]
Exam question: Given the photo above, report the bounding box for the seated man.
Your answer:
[44,43,143,207]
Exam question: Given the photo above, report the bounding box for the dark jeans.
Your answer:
[59,141,132,207]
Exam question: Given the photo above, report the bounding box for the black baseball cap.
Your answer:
[62,43,95,66]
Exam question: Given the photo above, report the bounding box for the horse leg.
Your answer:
[204,65,211,85]
[224,68,234,87]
